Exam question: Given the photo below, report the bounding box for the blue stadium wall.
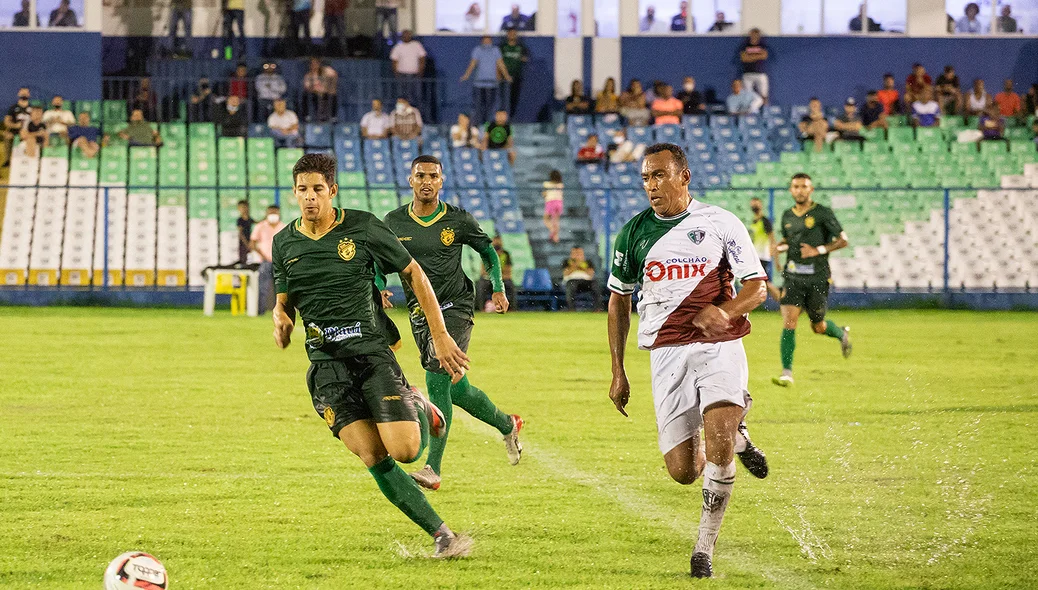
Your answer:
[0,31,103,102]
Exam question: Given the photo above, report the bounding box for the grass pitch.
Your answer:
[1,307,1037,589]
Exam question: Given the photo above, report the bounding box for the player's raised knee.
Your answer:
[812,322,827,334]
[384,437,422,464]
[667,462,701,485]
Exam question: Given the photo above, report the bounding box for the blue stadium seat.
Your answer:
[712,126,737,141]
[426,138,447,153]
[743,126,766,140]
[682,114,707,128]
[654,124,683,143]
[453,147,480,164]
[248,124,270,138]
[710,115,734,127]
[627,126,652,145]
[568,114,593,128]
[305,124,333,148]
[335,124,360,139]
[764,105,785,117]
[739,114,762,127]
[522,268,553,292]
[765,115,789,128]
[790,105,810,120]
[685,126,709,140]
[687,140,713,154]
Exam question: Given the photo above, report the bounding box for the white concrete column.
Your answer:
[414,0,436,35]
[619,0,639,36]
[741,0,780,34]
[554,37,583,99]
[907,0,948,36]
[540,0,558,35]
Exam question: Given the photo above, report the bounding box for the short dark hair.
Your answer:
[292,153,337,187]
[644,143,689,171]
[883,73,894,78]
[809,96,820,102]
[549,169,562,183]
[791,172,812,181]
[410,154,442,171]
[237,199,249,206]
[267,204,280,211]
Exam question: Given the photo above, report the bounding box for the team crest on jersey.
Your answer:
[805,216,815,229]
[323,406,335,427]
[688,229,706,244]
[440,227,455,246]
[337,237,356,261]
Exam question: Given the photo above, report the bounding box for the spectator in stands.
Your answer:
[249,204,286,313]
[302,58,338,122]
[450,112,481,148]
[955,3,983,34]
[2,88,31,166]
[477,234,516,311]
[483,109,516,165]
[607,128,646,164]
[133,78,157,121]
[501,4,533,31]
[20,108,47,158]
[67,112,102,159]
[861,91,887,130]
[740,28,770,105]
[905,64,933,104]
[849,3,882,32]
[670,1,693,32]
[996,5,1019,33]
[798,97,830,153]
[389,97,422,141]
[169,0,192,55]
[594,77,620,115]
[255,62,287,122]
[935,65,962,115]
[565,80,591,115]
[965,79,991,116]
[562,247,600,312]
[267,99,300,147]
[375,0,401,51]
[222,0,245,58]
[978,104,1005,141]
[461,35,512,126]
[676,76,704,114]
[190,77,213,122]
[1024,84,1038,117]
[995,79,1022,119]
[117,109,163,147]
[360,99,391,139]
[639,5,667,33]
[651,84,683,126]
[911,86,941,128]
[324,0,348,55]
[833,98,865,144]
[542,170,563,243]
[877,73,901,114]
[48,0,77,26]
[228,62,249,100]
[726,78,763,115]
[500,29,528,117]
[289,0,313,56]
[391,30,427,109]
[464,3,483,33]
[13,0,40,27]
[644,80,663,106]
[42,96,75,143]
[619,79,651,127]
[216,95,248,137]
[236,200,253,264]
[709,12,733,32]
[576,134,604,164]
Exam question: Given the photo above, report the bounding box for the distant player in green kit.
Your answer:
[271,153,471,557]
[381,155,523,491]
[772,173,853,387]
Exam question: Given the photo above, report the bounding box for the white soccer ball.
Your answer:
[103,552,168,590]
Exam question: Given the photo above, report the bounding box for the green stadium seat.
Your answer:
[808,151,836,163]
[277,148,304,187]
[861,140,889,153]
[859,127,885,142]
[339,188,369,210]
[780,151,808,165]
[887,115,908,127]
[729,174,759,189]
[949,141,978,154]
[74,100,101,120]
[338,171,365,188]
[887,127,914,144]
[832,140,860,154]
[102,100,127,125]
[189,123,216,140]
[979,141,1008,154]
[1007,127,1034,140]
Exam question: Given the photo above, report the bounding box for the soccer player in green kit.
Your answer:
[271,153,472,557]
[381,155,523,491]
[772,173,853,387]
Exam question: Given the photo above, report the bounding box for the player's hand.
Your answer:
[272,307,294,349]
[609,373,631,417]
[380,290,394,309]
[432,333,471,384]
[491,292,509,314]
[799,243,819,258]
[692,304,731,339]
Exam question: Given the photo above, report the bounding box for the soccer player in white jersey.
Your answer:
[607,143,769,578]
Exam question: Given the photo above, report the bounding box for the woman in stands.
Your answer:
[595,78,620,114]
[965,79,991,117]
[565,80,591,115]
[542,169,564,244]
[619,79,651,127]
[450,113,481,148]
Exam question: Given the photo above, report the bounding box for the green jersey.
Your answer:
[780,203,843,281]
[272,208,414,361]
[383,201,492,317]
[499,41,527,78]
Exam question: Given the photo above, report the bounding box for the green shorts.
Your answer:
[305,349,416,438]
[781,276,831,324]
[409,308,473,374]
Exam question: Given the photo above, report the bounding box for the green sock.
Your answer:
[424,371,454,475]
[452,375,513,436]
[823,320,844,340]
[410,389,430,463]
[367,456,444,536]
[780,328,796,371]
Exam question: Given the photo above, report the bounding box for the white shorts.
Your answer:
[649,339,752,454]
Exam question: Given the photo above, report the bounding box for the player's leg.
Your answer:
[409,315,454,485]
[652,345,705,484]
[807,281,852,358]
[773,301,801,386]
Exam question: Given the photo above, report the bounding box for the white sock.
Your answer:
[733,430,748,453]
[693,461,736,557]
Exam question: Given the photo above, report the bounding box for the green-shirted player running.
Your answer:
[271,153,472,557]
[772,172,853,387]
[380,155,524,491]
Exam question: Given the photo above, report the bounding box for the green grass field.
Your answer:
[2,307,1037,589]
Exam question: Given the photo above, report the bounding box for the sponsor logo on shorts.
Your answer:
[645,257,710,282]
[323,406,336,427]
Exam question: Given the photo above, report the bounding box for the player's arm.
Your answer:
[607,292,632,417]
[400,260,470,382]
[272,293,295,349]
[719,279,766,318]
[373,263,392,309]
[696,215,768,337]
[800,213,849,258]
[476,243,508,313]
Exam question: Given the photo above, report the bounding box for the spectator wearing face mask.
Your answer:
[607,127,646,164]
[675,76,704,115]
[389,97,423,141]
[216,95,248,137]
[42,95,75,143]
[250,204,286,313]
[3,88,32,166]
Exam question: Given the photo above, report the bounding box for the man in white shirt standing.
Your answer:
[390,29,427,113]
[360,99,391,139]
[267,99,300,147]
[42,95,75,144]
